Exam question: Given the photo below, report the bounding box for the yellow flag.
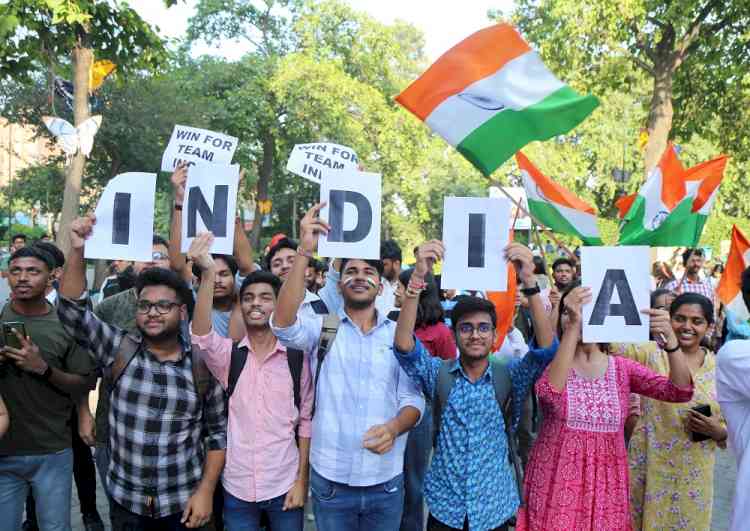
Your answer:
[89,60,117,91]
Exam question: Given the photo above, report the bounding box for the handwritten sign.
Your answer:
[161,125,238,172]
[286,142,359,184]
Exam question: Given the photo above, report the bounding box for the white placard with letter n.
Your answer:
[181,163,240,255]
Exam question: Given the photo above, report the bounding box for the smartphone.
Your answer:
[690,404,712,442]
[2,322,27,350]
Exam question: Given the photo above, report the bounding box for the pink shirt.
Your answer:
[191,328,313,502]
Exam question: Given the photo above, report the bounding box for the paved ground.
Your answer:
[68,447,737,531]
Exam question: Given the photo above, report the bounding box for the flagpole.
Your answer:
[493,185,578,262]
[532,221,554,287]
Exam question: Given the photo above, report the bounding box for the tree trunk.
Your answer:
[643,59,675,174]
[250,131,275,252]
[56,46,93,255]
[93,259,109,291]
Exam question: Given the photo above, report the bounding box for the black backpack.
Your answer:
[226,299,335,421]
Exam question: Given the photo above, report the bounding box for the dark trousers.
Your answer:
[71,410,99,516]
[426,514,509,531]
[111,501,208,531]
[213,483,224,531]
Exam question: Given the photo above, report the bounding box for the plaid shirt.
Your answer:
[57,295,227,518]
[664,277,716,304]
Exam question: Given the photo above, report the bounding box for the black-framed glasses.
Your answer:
[136,300,180,315]
[457,322,493,336]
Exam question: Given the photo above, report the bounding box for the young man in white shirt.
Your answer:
[271,204,424,531]
[717,265,750,531]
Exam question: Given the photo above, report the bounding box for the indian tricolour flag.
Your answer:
[619,143,729,246]
[395,24,599,176]
[516,152,602,245]
[717,225,750,321]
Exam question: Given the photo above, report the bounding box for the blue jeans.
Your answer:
[0,448,74,531]
[310,468,404,531]
[401,404,432,531]
[223,489,302,531]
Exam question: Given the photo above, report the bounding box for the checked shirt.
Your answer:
[57,295,227,518]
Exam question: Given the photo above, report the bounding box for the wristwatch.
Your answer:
[520,284,541,296]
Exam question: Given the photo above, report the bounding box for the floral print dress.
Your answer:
[517,355,693,531]
[624,343,725,530]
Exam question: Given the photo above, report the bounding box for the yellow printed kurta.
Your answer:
[622,343,723,530]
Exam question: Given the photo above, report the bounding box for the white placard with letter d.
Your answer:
[582,246,650,343]
[440,197,510,291]
[85,172,156,262]
[318,169,382,259]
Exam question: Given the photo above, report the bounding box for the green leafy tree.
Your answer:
[498,1,750,175]
[0,0,177,252]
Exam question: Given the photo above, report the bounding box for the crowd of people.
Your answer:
[0,166,749,531]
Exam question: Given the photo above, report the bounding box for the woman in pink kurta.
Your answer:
[516,287,694,531]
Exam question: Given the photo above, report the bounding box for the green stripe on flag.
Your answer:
[528,198,603,246]
[457,86,599,176]
[618,196,707,246]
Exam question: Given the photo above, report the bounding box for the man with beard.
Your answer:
[379,239,403,313]
[548,257,577,332]
[0,246,94,531]
[192,254,240,338]
[57,215,227,531]
[664,248,716,306]
[271,204,424,531]
[393,241,556,531]
[190,233,312,531]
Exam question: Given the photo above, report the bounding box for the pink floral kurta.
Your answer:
[516,356,693,531]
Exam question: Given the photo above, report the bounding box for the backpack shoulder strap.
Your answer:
[489,356,513,411]
[109,333,141,385]
[311,312,341,417]
[190,348,213,404]
[432,361,458,448]
[227,341,249,399]
[490,355,525,505]
[286,348,304,413]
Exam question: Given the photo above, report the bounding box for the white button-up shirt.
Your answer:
[271,306,424,487]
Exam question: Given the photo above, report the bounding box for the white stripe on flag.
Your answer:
[424,51,564,147]
[522,171,599,238]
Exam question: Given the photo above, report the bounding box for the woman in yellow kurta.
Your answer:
[621,292,727,530]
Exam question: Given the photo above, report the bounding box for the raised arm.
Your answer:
[233,170,256,276]
[547,287,591,391]
[188,233,216,337]
[169,163,190,279]
[59,215,95,299]
[505,243,554,348]
[395,240,444,353]
[644,308,693,388]
[273,203,329,328]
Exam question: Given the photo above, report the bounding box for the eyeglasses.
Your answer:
[151,252,169,261]
[136,300,180,315]
[457,322,493,336]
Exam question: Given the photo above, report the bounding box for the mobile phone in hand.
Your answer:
[2,322,27,350]
[690,404,712,443]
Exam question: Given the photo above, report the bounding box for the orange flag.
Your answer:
[717,225,750,320]
[487,266,517,351]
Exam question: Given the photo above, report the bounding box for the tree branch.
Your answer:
[677,0,722,56]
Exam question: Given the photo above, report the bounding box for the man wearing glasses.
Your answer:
[393,241,557,531]
[57,215,227,531]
